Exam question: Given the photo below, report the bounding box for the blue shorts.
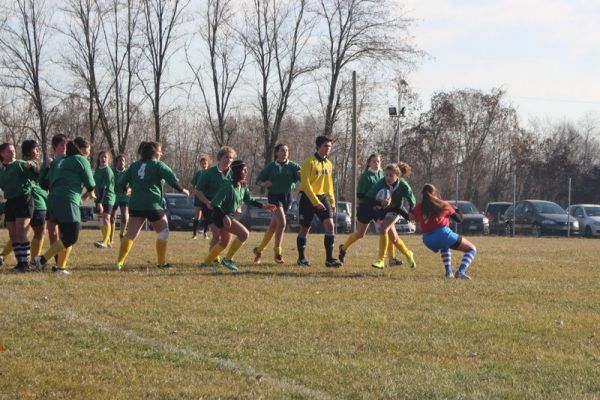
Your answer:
[423,226,462,253]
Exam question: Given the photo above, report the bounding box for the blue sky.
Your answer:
[400,0,600,124]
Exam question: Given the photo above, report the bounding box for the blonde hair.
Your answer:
[217,146,237,161]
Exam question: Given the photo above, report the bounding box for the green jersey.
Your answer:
[366,177,415,209]
[94,166,116,206]
[0,160,37,199]
[48,155,96,205]
[196,165,231,199]
[27,160,48,211]
[211,181,262,214]
[113,167,129,204]
[119,159,179,211]
[357,169,384,200]
[191,170,206,190]
[256,160,301,194]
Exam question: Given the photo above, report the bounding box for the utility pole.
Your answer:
[351,71,358,232]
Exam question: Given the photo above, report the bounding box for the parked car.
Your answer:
[164,193,195,231]
[484,201,512,234]
[504,200,579,236]
[239,197,299,232]
[307,200,353,234]
[447,201,489,235]
[567,204,600,237]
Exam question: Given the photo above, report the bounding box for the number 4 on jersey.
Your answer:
[137,163,146,179]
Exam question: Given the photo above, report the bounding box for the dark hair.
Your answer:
[230,160,247,184]
[96,150,111,168]
[398,161,412,176]
[0,142,13,163]
[137,141,148,156]
[22,140,39,159]
[315,135,333,149]
[365,153,380,171]
[51,134,68,150]
[421,183,446,220]
[140,141,161,160]
[66,137,90,156]
[273,143,287,160]
[115,154,126,166]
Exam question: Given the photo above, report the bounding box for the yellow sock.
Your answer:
[2,240,12,256]
[378,234,389,260]
[57,246,73,269]
[43,240,66,261]
[343,233,359,251]
[393,238,410,258]
[204,244,224,263]
[226,238,245,260]
[100,226,107,242]
[156,239,167,266]
[103,224,112,245]
[117,237,134,265]
[31,238,44,258]
[274,246,282,256]
[257,231,274,252]
[387,240,396,260]
[109,222,116,244]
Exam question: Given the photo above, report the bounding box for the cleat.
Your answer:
[94,241,108,249]
[220,258,239,272]
[445,271,454,278]
[297,258,310,267]
[338,244,346,264]
[53,267,71,275]
[157,263,172,269]
[325,258,342,268]
[191,234,197,240]
[274,254,285,264]
[406,251,416,269]
[11,263,30,273]
[455,271,472,280]
[34,256,45,271]
[0,255,4,266]
[115,262,123,271]
[253,247,262,264]
[389,258,403,266]
[371,259,385,269]
[215,256,222,263]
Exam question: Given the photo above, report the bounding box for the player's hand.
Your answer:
[316,203,326,211]
[264,204,277,212]
[23,161,34,169]
[182,189,190,197]
[126,188,132,197]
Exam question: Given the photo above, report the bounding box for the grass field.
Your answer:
[1,230,599,399]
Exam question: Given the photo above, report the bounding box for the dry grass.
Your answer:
[1,230,599,399]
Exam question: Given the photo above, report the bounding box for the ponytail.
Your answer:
[421,183,446,219]
[398,161,411,177]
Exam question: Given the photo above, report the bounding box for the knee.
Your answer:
[157,228,170,241]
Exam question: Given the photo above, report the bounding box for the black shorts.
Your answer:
[4,195,33,222]
[31,210,47,227]
[356,200,385,225]
[212,208,235,229]
[200,202,215,225]
[268,192,292,212]
[101,203,114,214]
[298,192,333,228]
[117,201,129,207]
[129,209,165,223]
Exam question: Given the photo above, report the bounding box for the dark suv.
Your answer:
[484,202,512,234]
[504,200,579,236]
[164,193,195,230]
[448,201,489,235]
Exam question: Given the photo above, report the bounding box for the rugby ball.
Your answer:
[375,188,391,202]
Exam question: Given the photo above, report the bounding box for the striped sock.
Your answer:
[441,249,452,275]
[13,243,24,264]
[23,241,31,264]
[458,248,477,274]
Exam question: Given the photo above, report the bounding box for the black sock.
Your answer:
[297,236,306,259]
[324,234,334,260]
[192,219,199,235]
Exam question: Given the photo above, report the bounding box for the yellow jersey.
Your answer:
[299,153,335,206]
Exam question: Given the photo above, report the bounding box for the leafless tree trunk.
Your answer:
[0,0,53,158]
[139,0,190,143]
[187,0,246,147]
[316,0,419,137]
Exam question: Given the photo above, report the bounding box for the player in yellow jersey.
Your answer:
[296,136,342,268]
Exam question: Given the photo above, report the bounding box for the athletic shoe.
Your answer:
[371,259,385,269]
[338,244,346,264]
[53,267,71,275]
[220,258,239,272]
[191,235,197,240]
[253,247,262,264]
[297,258,310,267]
[454,271,472,280]
[115,262,123,271]
[94,241,108,249]
[157,263,172,269]
[389,258,403,266]
[33,256,45,272]
[11,263,30,273]
[406,251,416,269]
[445,271,454,278]
[203,233,209,239]
[274,254,285,264]
[325,258,342,268]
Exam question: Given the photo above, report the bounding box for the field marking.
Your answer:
[1,291,337,400]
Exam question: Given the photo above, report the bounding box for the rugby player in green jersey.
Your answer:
[93,151,116,249]
[190,155,211,239]
[115,141,189,270]
[110,154,130,245]
[0,143,38,272]
[34,137,96,274]
[22,140,48,260]
[201,160,276,271]
[253,143,301,264]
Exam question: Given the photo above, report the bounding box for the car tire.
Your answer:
[532,224,542,237]
[585,226,592,238]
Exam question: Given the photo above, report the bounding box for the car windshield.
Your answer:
[167,197,193,209]
[533,202,565,214]
[487,204,510,214]
[456,202,478,214]
[584,206,600,216]
[337,202,350,214]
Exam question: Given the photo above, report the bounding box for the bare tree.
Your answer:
[139,0,190,142]
[240,0,317,165]
[187,0,246,147]
[0,0,53,157]
[316,0,419,137]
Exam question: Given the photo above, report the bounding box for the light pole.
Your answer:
[389,79,408,162]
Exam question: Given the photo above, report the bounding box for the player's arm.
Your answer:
[300,159,321,207]
[159,161,189,197]
[327,162,335,211]
[195,171,212,206]
[356,173,369,199]
[210,184,230,211]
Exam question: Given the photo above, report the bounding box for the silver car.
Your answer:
[567,204,600,237]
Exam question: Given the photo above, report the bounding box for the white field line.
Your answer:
[2,291,337,400]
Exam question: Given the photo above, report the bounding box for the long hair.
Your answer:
[0,142,13,163]
[365,153,380,171]
[230,160,246,185]
[140,141,161,160]
[398,161,412,177]
[21,140,39,159]
[421,183,447,220]
[96,150,111,168]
